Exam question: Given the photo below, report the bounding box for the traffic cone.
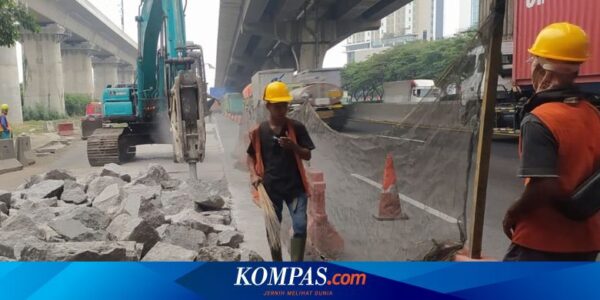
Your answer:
[374,153,408,221]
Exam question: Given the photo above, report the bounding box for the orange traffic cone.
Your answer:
[374,153,408,221]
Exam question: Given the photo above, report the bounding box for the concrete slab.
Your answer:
[0,159,23,175]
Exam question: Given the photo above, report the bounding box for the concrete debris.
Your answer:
[0,230,40,259]
[61,180,87,204]
[207,233,218,246]
[20,241,143,261]
[24,174,43,189]
[0,202,7,216]
[196,246,241,262]
[141,242,197,261]
[92,184,122,215]
[217,230,244,248]
[240,249,264,262]
[132,164,171,186]
[38,224,66,242]
[166,209,232,234]
[44,169,76,181]
[86,176,126,201]
[101,163,132,183]
[106,214,159,256]
[0,212,8,225]
[199,212,228,225]
[61,207,112,231]
[1,214,40,233]
[22,180,64,200]
[195,194,225,211]
[161,179,182,190]
[159,224,206,252]
[0,190,11,208]
[48,219,109,242]
[160,190,194,215]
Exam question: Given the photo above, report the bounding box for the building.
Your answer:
[346,0,444,64]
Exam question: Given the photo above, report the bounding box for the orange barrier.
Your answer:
[306,167,344,258]
[57,122,74,136]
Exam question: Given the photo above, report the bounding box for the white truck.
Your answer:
[383,80,440,104]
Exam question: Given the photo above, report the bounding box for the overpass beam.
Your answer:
[61,42,95,99]
[0,46,23,124]
[21,24,67,115]
[92,56,120,100]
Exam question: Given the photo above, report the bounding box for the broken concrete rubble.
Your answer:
[217,230,244,248]
[132,164,171,186]
[159,224,206,252]
[195,194,225,211]
[92,184,122,215]
[106,214,159,256]
[20,241,142,261]
[87,176,126,201]
[22,180,64,200]
[44,169,76,181]
[61,180,87,204]
[141,242,197,261]
[101,163,132,182]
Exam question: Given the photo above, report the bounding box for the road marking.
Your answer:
[376,135,426,144]
[350,173,459,224]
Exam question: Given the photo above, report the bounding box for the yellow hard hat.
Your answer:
[1,104,8,111]
[263,81,292,103]
[529,22,589,63]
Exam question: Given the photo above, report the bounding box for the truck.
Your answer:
[87,0,207,179]
[476,0,600,136]
[382,80,440,104]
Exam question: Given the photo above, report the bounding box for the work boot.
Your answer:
[290,237,306,262]
[270,247,282,262]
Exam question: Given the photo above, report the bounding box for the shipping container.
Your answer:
[513,0,600,87]
[479,0,514,41]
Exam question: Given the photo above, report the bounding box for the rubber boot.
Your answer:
[290,237,306,262]
[270,247,282,262]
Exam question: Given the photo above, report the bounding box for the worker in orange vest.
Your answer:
[0,104,11,139]
[246,81,315,261]
[503,23,600,261]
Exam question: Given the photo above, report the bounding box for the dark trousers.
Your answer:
[503,243,598,261]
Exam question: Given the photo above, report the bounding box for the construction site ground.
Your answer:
[0,115,522,260]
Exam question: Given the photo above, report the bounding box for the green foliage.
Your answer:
[23,104,65,121]
[0,0,39,47]
[342,31,476,102]
[65,94,92,117]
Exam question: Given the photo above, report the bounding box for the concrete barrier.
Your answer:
[306,167,344,258]
[0,139,23,174]
[16,135,35,166]
[57,122,74,136]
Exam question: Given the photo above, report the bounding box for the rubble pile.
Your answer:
[0,164,262,262]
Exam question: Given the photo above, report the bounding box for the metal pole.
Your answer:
[468,0,506,259]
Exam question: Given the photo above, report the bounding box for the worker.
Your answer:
[502,23,600,261]
[0,104,11,140]
[246,81,315,262]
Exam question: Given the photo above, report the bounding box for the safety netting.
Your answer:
[231,10,503,261]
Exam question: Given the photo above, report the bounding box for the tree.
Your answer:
[0,0,39,47]
[342,31,476,102]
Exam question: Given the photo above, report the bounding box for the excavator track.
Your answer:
[87,128,125,166]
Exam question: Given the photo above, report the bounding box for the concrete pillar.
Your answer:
[0,46,23,124]
[92,56,119,100]
[117,64,135,85]
[288,19,334,71]
[21,24,67,115]
[61,42,95,98]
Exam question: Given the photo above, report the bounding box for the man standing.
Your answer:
[503,23,600,261]
[247,81,315,262]
[0,104,11,139]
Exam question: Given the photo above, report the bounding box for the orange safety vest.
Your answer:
[249,119,311,200]
[513,100,600,253]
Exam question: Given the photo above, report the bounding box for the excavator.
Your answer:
[87,0,206,179]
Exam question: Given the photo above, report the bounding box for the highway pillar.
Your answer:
[117,64,135,85]
[295,19,331,71]
[21,24,67,115]
[0,46,23,124]
[61,42,95,99]
[92,56,119,100]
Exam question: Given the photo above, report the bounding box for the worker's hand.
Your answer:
[278,137,297,150]
[250,174,262,188]
[502,203,523,239]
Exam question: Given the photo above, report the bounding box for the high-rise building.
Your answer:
[471,0,480,27]
[346,0,444,64]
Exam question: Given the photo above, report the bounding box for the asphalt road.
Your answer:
[343,120,522,259]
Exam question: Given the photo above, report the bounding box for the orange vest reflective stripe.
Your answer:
[513,100,600,252]
[249,120,311,200]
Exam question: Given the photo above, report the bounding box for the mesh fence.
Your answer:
[232,10,503,260]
